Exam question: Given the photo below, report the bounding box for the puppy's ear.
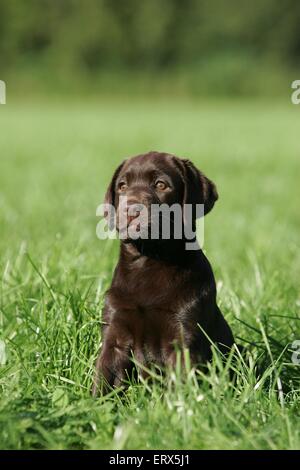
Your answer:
[182,159,218,216]
[104,160,126,206]
[104,160,125,228]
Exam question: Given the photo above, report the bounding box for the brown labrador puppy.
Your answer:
[92,151,234,395]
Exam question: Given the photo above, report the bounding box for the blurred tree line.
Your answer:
[0,0,299,95]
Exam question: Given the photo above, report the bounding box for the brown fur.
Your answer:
[92,151,234,395]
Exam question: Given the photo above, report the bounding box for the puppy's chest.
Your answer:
[118,262,187,305]
[118,306,185,358]
[107,263,197,352]
[107,291,194,354]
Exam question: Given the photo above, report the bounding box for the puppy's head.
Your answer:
[104,151,218,240]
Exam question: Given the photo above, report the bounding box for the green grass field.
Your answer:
[0,98,299,449]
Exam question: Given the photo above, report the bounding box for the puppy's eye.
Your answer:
[119,182,128,192]
[155,180,167,190]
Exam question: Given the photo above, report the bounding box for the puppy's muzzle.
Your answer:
[117,198,149,234]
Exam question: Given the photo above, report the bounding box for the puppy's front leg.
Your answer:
[92,325,132,397]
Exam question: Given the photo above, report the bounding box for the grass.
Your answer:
[0,97,299,449]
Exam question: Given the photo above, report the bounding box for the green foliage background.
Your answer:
[0,1,300,450]
[1,0,300,96]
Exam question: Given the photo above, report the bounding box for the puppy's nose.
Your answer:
[127,203,143,223]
